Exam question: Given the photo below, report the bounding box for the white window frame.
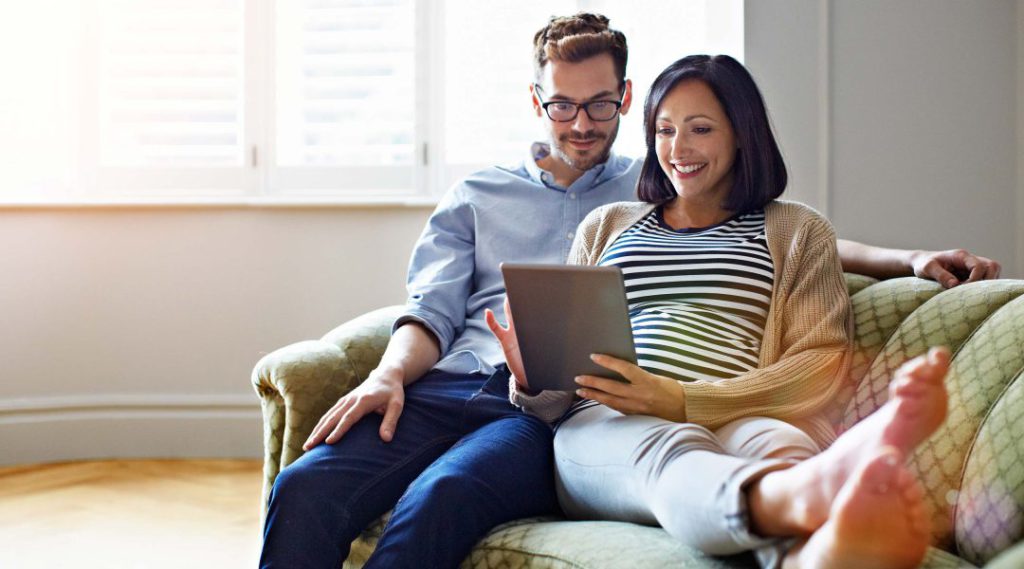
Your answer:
[3,0,740,207]
[263,0,434,203]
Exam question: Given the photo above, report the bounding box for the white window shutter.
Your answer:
[275,0,415,168]
[98,0,245,168]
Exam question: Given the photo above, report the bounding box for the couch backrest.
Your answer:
[840,274,1024,565]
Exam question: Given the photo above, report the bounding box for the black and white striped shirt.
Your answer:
[599,207,774,384]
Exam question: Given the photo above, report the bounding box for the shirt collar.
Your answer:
[525,141,620,191]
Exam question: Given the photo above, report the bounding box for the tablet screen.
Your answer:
[501,263,637,391]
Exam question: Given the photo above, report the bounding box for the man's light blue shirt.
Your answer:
[395,142,642,375]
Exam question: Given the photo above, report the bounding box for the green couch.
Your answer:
[253,275,1024,568]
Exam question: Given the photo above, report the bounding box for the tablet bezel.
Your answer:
[500,263,637,391]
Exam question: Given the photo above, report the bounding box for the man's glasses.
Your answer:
[533,84,624,122]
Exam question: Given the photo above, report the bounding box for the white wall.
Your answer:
[746,0,1019,270]
[1018,0,1024,280]
[0,206,430,464]
[745,0,829,210]
[1,0,1020,465]
[829,1,1017,263]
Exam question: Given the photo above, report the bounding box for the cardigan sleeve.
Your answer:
[680,230,853,430]
[508,374,575,424]
[567,209,601,266]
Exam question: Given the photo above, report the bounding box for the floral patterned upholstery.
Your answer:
[252,275,1024,568]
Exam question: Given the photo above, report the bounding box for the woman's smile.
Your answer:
[670,162,707,178]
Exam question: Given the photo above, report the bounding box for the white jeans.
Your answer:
[554,405,820,568]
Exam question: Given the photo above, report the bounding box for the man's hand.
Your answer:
[484,297,530,390]
[910,249,1001,289]
[575,354,687,422]
[303,366,406,450]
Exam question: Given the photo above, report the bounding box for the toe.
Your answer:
[895,463,918,486]
[923,347,951,380]
[897,355,930,379]
[892,378,927,398]
[890,356,932,398]
[858,446,903,494]
[928,346,951,367]
[899,478,925,502]
[890,394,925,420]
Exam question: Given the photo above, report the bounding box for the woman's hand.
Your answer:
[485,297,530,390]
[576,354,687,422]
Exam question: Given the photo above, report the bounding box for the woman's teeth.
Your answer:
[674,163,705,174]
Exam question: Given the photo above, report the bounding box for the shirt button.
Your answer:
[566,232,574,240]
[569,193,577,200]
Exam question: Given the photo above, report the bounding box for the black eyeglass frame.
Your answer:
[532,83,626,122]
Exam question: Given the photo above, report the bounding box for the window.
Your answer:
[0,0,742,204]
[90,0,249,196]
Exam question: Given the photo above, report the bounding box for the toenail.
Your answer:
[945,489,960,505]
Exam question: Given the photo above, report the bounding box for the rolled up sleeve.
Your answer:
[394,185,476,356]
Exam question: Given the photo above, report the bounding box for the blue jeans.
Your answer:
[259,366,558,569]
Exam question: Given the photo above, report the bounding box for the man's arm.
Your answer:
[303,322,440,449]
[377,322,443,387]
[305,185,476,448]
[837,239,1002,289]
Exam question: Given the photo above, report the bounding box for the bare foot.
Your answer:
[751,347,949,535]
[784,447,930,569]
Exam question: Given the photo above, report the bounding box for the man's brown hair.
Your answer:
[532,13,628,88]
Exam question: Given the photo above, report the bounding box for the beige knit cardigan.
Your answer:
[510,199,853,448]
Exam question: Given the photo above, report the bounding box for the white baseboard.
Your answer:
[0,394,263,466]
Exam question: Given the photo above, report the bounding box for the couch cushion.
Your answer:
[841,283,1024,550]
[839,279,1017,431]
[828,278,945,427]
[953,297,1024,565]
[465,518,756,569]
[467,521,982,568]
[844,272,879,297]
[957,369,1024,566]
[344,514,757,568]
[328,281,1024,567]
[345,513,979,568]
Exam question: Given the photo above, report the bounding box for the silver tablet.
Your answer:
[501,263,637,391]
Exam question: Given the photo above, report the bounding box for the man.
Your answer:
[260,13,1000,569]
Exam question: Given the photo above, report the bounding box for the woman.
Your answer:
[487,55,949,569]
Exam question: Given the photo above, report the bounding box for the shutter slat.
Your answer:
[275,0,415,167]
[99,0,244,167]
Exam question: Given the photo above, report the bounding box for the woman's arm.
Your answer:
[837,239,1001,288]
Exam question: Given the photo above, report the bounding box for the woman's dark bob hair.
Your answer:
[637,54,787,212]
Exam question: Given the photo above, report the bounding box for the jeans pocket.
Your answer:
[479,364,511,398]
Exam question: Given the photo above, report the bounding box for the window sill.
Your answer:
[0,196,440,210]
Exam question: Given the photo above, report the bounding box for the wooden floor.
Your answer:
[0,459,263,569]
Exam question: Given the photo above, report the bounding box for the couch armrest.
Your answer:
[251,305,405,518]
[320,305,406,381]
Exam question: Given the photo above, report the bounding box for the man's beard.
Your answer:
[550,121,618,172]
